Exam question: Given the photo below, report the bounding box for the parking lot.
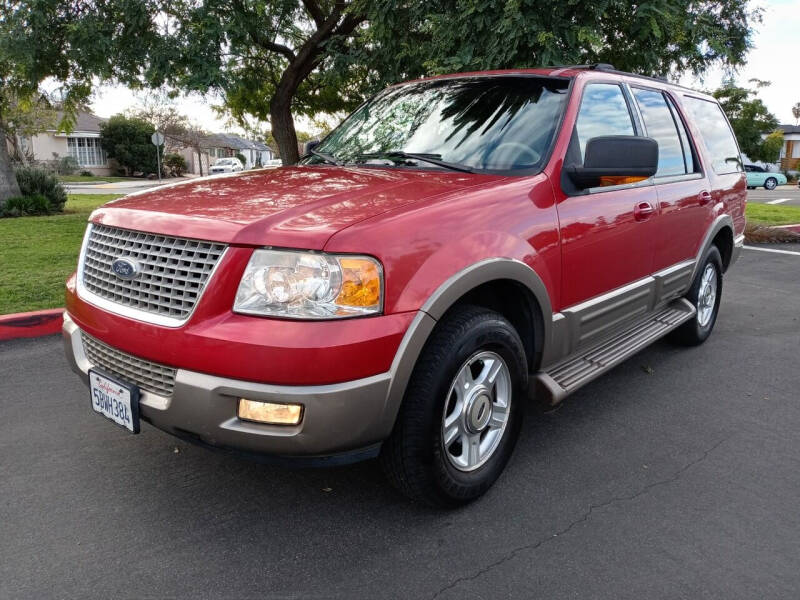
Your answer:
[747,185,800,206]
[2,245,800,599]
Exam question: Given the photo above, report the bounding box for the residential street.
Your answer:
[2,245,799,599]
[746,185,800,206]
[63,179,181,195]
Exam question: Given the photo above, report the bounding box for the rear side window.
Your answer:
[683,96,742,174]
[575,84,635,161]
[631,88,686,177]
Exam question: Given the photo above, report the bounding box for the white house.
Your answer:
[19,111,114,176]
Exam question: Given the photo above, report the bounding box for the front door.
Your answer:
[555,81,659,348]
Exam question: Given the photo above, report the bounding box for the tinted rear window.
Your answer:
[683,97,742,174]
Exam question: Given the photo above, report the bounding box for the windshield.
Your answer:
[305,76,569,172]
[216,159,233,165]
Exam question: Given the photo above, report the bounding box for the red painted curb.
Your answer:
[0,309,64,341]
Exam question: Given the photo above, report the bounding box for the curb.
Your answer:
[774,223,800,234]
[0,309,64,341]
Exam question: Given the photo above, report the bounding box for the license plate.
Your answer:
[89,369,140,433]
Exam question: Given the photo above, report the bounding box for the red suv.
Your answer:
[64,65,746,506]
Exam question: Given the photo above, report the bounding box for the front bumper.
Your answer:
[63,313,395,457]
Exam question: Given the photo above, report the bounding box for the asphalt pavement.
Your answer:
[747,184,800,206]
[2,245,800,599]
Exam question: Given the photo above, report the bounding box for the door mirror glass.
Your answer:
[567,135,659,189]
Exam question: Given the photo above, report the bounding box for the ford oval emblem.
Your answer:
[111,257,140,280]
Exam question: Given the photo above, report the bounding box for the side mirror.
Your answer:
[304,140,321,154]
[567,136,658,189]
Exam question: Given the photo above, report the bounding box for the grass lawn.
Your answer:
[58,175,134,183]
[746,203,800,226]
[0,194,121,314]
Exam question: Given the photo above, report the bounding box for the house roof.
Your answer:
[205,132,275,152]
[52,110,106,133]
[778,124,800,134]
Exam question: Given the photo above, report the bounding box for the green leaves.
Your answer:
[712,80,779,162]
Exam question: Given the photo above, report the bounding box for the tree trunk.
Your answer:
[270,91,300,165]
[0,123,21,208]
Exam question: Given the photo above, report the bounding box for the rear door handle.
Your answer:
[698,190,713,205]
[634,201,655,221]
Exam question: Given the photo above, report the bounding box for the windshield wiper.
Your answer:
[357,151,474,173]
[310,149,343,166]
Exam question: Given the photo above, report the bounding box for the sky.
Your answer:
[88,0,800,135]
[678,0,799,125]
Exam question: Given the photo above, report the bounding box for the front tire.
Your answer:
[380,305,527,507]
[765,177,777,190]
[671,245,723,346]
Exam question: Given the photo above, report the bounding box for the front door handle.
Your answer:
[698,190,713,205]
[634,201,655,221]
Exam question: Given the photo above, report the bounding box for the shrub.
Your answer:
[80,170,94,177]
[163,153,187,176]
[57,155,80,175]
[1,194,51,217]
[14,166,68,213]
[235,152,247,167]
[100,115,157,175]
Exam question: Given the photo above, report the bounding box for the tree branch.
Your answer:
[230,0,297,61]
[301,0,325,28]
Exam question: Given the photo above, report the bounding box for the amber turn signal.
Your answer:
[598,175,649,187]
[335,258,382,308]
[238,399,304,425]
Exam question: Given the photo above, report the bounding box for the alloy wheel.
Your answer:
[697,263,718,327]
[441,351,512,472]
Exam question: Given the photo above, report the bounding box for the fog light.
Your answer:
[238,399,304,425]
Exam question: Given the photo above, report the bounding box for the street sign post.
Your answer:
[151,132,165,183]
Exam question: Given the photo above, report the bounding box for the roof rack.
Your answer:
[549,64,684,88]
[548,63,616,71]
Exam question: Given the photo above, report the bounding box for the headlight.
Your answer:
[233,249,383,319]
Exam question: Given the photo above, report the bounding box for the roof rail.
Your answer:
[547,63,616,71]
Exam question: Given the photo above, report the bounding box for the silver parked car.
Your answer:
[209,157,244,174]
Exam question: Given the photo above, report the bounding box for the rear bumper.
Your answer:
[63,313,396,457]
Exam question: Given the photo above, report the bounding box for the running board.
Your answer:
[532,299,696,406]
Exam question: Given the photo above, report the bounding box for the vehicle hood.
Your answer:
[90,166,504,248]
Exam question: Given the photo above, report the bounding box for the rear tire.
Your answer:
[764,177,777,190]
[380,305,527,507]
[671,245,723,346]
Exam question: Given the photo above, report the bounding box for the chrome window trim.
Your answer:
[76,223,229,328]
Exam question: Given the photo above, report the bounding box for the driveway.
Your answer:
[2,246,800,599]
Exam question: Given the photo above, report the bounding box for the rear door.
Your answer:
[681,95,747,249]
[629,86,712,292]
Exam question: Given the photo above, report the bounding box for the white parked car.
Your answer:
[209,157,244,174]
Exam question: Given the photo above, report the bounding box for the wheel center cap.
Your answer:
[466,393,492,432]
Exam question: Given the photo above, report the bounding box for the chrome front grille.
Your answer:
[81,224,226,323]
[81,332,176,397]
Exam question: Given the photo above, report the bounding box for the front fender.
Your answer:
[391,229,558,318]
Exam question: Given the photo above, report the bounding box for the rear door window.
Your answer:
[631,88,686,177]
[683,96,742,174]
[574,84,635,162]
